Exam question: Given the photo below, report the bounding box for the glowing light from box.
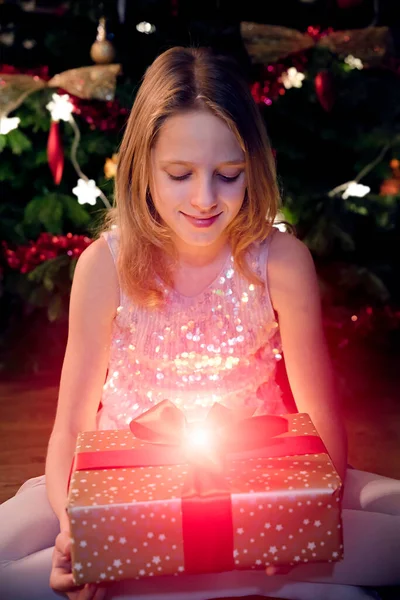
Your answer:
[187,425,212,449]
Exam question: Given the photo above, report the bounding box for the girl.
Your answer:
[1,46,399,600]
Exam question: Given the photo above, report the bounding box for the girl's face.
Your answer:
[150,109,246,258]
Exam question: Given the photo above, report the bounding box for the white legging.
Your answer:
[0,468,399,600]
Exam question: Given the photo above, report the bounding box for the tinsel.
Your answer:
[70,96,128,132]
[2,233,92,274]
[0,63,121,117]
[241,23,392,65]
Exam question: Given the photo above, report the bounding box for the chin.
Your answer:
[179,237,218,248]
[180,228,226,246]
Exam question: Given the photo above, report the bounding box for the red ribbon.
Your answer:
[72,401,326,575]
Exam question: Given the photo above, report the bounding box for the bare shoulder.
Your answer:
[267,230,320,314]
[268,230,313,267]
[74,235,115,274]
[71,235,119,317]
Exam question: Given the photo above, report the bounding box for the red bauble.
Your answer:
[47,121,64,185]
[336,0,363,8]
[314,70,335,112]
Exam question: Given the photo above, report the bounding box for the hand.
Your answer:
[50,530,107,600]
[266,565,292,576]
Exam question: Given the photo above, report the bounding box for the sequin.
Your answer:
[98,230,285,429]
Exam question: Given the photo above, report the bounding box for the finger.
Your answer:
[51,550,72,580]
[56,530,72,557]
[50,570,77,592]
[52,545,71,567]
[265,565,292,576]
[79,584,106,600]
[93,585,108,600]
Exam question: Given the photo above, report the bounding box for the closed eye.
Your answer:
[219,173,242,182]
[168,172,242,182]
[168,173,191,181]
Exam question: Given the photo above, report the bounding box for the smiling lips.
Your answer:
[181,212,221,228]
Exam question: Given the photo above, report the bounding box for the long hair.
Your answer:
[100,46,281,308]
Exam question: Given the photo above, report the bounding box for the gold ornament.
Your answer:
[104,153,119,179]
[240,23,393,65]
[90,17,116,65]
[0,64,121,117]
[90,40,116,65]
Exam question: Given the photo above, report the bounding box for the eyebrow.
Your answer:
[160,160,246,167]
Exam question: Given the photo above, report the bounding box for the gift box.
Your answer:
[67,401,344,585]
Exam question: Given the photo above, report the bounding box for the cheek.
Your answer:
[220,181,246,205]
[160,188,187,213]
[152,176,182,212]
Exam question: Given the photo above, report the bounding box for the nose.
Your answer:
[191,175,218,214]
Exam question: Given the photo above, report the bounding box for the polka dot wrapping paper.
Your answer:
[67,413,344,584]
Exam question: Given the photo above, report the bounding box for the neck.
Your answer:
[172,238,230,269]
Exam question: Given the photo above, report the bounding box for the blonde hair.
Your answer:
[100,46,281,308]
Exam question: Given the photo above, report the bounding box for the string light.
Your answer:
[68,117,111,208]
[341,182,370,199]
[136,22,156,34]
[273,211,288,232]
[344,55,364,70]
[328,139,398,199]
[72,178,102,206]
[281,67,305,90]
[0,116,20,134]
[46,93,74,122]
[45,92,111,209]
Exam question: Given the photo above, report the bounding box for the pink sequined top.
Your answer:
[97,228,286,430]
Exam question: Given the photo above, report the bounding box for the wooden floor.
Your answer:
[0,380,56,502]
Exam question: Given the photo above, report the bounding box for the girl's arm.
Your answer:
[45,237,119,532]
[268,231,348,481]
